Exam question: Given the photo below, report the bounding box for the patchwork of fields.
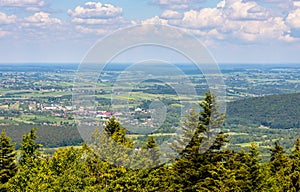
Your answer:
[1,63,300,154]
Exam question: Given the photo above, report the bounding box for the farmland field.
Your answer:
[1,63,300,153]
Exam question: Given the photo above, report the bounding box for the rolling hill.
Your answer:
[226,92,300,129]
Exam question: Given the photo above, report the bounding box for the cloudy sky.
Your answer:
[0,0,300,64]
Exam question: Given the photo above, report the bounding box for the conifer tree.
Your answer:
[104,116,121,137]
[19,128,41,166]
[229,143,268,192]
[171,91,229,191]
[290,138,300,191]
[179,91,227,159]
[247,143,266,191]
[0,130,17,184]
[269,141,291,191]
[270,141,290,173]
[142,136,160,167]
[92,117,134,168]
[104,117,133,148]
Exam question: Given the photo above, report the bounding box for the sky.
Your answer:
[0,0,300,64]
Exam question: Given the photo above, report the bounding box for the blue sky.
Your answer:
[0,0,300,64]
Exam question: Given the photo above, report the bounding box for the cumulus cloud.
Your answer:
[221,0,271,20]
[141,16,168,25]
[293,0,300,8]
[151,0,204,10]
[230,17,289,41]
[286,8,300,28]
[72,17,124,25]
[23,12,61,27]
[160,10,182,19]
[170,8,224,29]
[0,0,44,6]
[68,2,131,35]
[0,12,16,24]
[0,0,45,11]
[75,25,108,35]
[67,2,122,19]
[150,0,298,43]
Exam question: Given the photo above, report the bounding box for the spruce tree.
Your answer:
[19,128,41,166]
[269,141,291,191]
[0,130,17,184]
[142,136,160,167]
[290,138,300,191]
[171,91,229,191]
[104,116,121,137]
[92,117,134,168]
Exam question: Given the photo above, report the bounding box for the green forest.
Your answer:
[1,92,300,192]
[226,92,300,129]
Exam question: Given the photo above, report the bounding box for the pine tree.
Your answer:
[0,130,17,184]
[290,138,300,191]
[142,136,160,167]
[171,91,230,191]
[227,143,268,192]
[270,141,290,173]
[171,106,199,157]
[5,129,52,191]
[247,143,266,191]
[269,141,291,191]
[104,117,133,147]
[92,118,134,168]
[179,91,226,158]
[104,116,122,137]
[19,128,41,166]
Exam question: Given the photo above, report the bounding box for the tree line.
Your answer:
[1,92,300,191]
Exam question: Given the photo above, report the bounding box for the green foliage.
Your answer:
[0,130,17,186]
[290,138,300,191]
[170,91,231,191]
[5,92,300,191]
[104,116,122,137]
[142,136,160,167]
[0,125,83,148]
[19,128,41,166]
[227,92,300,129]
[268,141,293,191]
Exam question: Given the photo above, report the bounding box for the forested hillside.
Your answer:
[227,92,300,129]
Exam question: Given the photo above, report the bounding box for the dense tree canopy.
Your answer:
[0,130,17,187]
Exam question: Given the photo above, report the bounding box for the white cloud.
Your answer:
[223,0,271,20]
[68,2,131,35]
[230,17,289,41]
[293,0,300,8]
[160,10,182,19]
[75,25,108,35]
[171,8,224,29]
[0,0,45,11]
[152,0,204,10]
[0,12,16,24]
[72,17,124,25]
[153,0,295,43]
[0,0,44,6]
[23,12,61,27]
[67,2,122,19]
[286,8,300,28]
[141,16,168,25]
